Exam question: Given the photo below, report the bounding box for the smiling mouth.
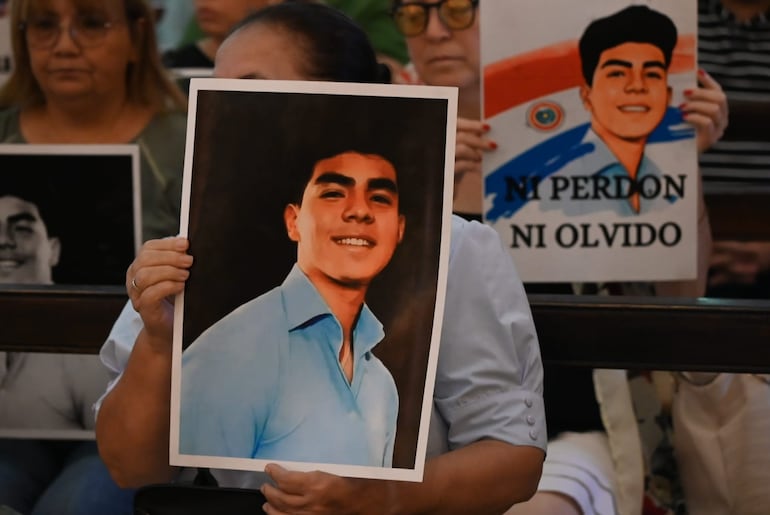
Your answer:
[334,237,374,248]
[618,105,650,113]
[0,259,21,271]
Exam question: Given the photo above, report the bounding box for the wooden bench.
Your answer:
[2,285,768,373]
[704,180,770,241]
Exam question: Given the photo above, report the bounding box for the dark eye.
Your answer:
[645,70,663,80]
[77,12,109,31]
[320,189,344,199]
[606,69,625,78]
[13,224,35,235]
[28,16,58,31]
[371,193,394,206]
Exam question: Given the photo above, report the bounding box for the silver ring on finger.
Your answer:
[131,277,140,291]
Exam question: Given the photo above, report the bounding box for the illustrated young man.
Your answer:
[179,150,405,466]
[489,5,685,221]
[576,4,678,215]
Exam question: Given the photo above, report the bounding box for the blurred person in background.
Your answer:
[393,1,733,514]
[161,0,279,69]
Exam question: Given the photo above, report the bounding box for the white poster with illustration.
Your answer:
[482,0,698,282]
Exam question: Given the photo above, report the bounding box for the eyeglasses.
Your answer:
[20,13,120,49]
[392,0,479,37]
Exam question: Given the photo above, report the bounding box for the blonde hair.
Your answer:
[0,0,186,112]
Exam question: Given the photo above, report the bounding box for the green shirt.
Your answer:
[327,0,409,63]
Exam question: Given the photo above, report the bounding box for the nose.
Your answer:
[625,68,648,93]
[0,226,15,248]
[424,6,452,40]
[51,21,80,52]
[342,193,374,223]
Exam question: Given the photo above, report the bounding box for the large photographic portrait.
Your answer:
[170,79,456,481]
[482,0,699,282]
[0,144,139,440]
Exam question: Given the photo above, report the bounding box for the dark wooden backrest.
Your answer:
[2,285,769,373]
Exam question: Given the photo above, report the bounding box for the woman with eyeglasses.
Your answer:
[392,0,488,220]
[0,1,186,514]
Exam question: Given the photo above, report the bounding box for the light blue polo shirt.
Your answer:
[180,264,398,466]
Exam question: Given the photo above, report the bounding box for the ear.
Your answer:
[48,237,61,267]
[284,204,300,242]
[579,84,593,113]
[397,215,405,244]
[667,85,672,105]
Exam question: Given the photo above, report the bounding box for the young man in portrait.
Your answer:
[180,150,405,467]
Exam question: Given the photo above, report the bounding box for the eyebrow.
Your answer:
[8,212,39,224]
[600,59,666,70]
[314,172,399,194]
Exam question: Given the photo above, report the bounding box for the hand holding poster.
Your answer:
[171,78,456,481]
[482,1,698,282]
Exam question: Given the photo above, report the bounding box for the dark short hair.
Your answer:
[0,175,58,237]
[289,151,401,210]
[578,5,677,85]
[229,1,390,84]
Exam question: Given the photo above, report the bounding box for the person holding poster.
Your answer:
[96,3,547,514]
[179,151,404,466]
[395,2,729,515]
[391,0,491,219]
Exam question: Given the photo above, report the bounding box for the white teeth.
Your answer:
[0,260,20,269]
[336,238,371,247]
[619,105,649,112]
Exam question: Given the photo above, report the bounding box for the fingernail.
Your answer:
[698,68,706,76]
[683,89,693,97]
[678,103,687,110]
[482,123,491,131]
[489,141,498,150]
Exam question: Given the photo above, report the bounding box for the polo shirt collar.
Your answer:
[281,264,384,355]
